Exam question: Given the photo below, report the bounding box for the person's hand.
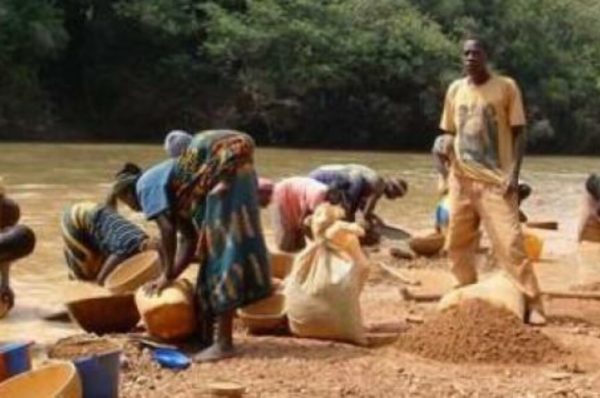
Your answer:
[142,237,161,251]
[144,274,171,295]
[518,210,528,223]
[358,212,379,230]
[367,213,384,228]
[502,176,518,197]
[0,285,15,310]
[357,216,377,240]
[356,216,369,230]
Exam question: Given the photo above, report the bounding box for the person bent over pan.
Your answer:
[260,176,345,252]
[309,164,407,243]
[112,130,271,363]
[61,181,158,285]
[0,186,36,318]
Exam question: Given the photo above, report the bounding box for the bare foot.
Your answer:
[528,309,547,326]
[192,343,235,363]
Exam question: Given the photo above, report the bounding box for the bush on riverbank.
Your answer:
[1,0,600,153]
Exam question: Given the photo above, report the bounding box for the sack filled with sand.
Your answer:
[284,203,369,345]
[438,272,526,321]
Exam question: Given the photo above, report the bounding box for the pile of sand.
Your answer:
[397,299,564,364]
[48,334,120,359]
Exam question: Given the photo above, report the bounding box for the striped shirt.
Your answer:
[91,206,148,257]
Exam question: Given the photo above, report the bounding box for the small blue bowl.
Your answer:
[152,348,191,370]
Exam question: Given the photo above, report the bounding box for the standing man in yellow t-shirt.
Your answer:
[439,38,545,324]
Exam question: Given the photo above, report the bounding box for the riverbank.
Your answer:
[33,250,600,398]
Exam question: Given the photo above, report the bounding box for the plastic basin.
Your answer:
[0,361,82,398]
[104,250,161,294]
[524,231,543,261]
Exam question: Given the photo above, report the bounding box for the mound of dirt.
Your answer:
[48,334,121,360]
[397,299,564,364]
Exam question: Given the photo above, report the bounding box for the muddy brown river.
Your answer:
[0,143,599,343]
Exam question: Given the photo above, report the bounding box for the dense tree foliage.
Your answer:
[1,0,599,152]
[0,0,66,130]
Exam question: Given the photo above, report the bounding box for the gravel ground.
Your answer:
[42,250,600,397]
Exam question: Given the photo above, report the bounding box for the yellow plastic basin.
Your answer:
[0,362,82,398]
[524,231,543,261]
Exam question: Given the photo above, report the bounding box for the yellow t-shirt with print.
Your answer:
[439,75,526,185]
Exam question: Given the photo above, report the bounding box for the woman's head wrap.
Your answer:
[164,130,193,158]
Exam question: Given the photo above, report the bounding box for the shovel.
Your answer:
[525,221,559,230]
[399,287,600,302]
[379,222,412,240]
[378,262,420,286]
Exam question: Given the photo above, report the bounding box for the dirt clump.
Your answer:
[397,299,565,364]
[48,334,121,360]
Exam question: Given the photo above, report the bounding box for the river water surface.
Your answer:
[1,143,599,344]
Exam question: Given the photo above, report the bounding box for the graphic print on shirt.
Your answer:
[457,103,499,171]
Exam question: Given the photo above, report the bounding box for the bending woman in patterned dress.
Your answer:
[113,130,271,363]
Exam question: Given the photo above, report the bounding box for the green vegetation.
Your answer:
[1,0,599,152]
